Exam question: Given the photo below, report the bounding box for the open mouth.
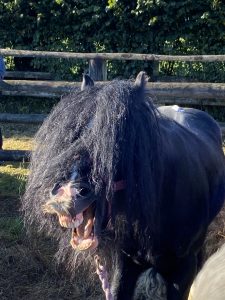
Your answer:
[48,204,99,251]
[68,205,99,251]
[43,181,99,251]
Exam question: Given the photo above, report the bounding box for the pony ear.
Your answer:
[134,71,149,88]
[81,74,94,91]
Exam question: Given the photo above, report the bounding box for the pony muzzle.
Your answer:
[43,194,98,251]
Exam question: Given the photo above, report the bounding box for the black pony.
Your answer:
[22,72,225,300]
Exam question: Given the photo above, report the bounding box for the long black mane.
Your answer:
[23,77,162,259]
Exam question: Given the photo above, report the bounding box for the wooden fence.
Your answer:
[0,49,225,161]
[1,49,225,104]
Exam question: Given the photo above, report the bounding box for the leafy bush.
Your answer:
[0,0,224,81]
[0,1,225,119]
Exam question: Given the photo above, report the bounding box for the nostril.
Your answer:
[51,182,61,195]
[79,188,91,197]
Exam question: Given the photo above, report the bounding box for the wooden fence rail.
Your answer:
[0,49,225,161]
[4,71,52,80]
[0,150,30,162]
[0,112,224,132]
[1,80,225,105]
[0,113,47,124]
[1,48,225,62]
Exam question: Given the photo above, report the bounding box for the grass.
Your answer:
[0,123,34,247]
[0,163,28,196]
[0,217,23,241]
[0,122,36,197]
[0,122,103,300]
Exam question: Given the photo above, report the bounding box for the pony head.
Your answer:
[22,71,161,256]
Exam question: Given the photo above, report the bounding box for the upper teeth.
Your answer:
[72,215,84,228]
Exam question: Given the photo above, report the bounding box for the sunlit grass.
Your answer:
[0,162,29,196]
[0,123,37,196]
[3,138,34,151]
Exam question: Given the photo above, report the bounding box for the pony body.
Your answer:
[22,72,225,300]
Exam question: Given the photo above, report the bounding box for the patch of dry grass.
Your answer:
[0,122,36,196]
[0,234,103,300]
[0,162,28,197]
[0,122,103,300]
[205,204,225,258]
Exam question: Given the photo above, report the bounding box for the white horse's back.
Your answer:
[189,243,225,300]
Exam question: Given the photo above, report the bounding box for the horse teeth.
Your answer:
[72,218,83,228]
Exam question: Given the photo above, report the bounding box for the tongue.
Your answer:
[58,210,98,251]
[76,206,93,237]
[70,206,98,251]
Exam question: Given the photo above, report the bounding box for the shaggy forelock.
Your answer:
[22,79,162,268]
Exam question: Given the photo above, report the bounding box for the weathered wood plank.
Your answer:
[0,150,30,162]
[0,113,47,124]
[1,48,225,62]
[154,98,225,106]
[0,79,78,93]
[0,80,79,97]
[0,113,224,134]
[89,58,107,81]
[1,80,225,104]
[5,71,52,80]
[146,82,225,100]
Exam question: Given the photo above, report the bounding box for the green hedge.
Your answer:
[0,0,225,81]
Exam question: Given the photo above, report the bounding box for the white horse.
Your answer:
[188,243,225,300]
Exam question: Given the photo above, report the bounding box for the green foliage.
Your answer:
[0,1,225,80]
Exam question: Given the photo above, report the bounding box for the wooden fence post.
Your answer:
[152,61,159,81]
[89,57,107,81]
